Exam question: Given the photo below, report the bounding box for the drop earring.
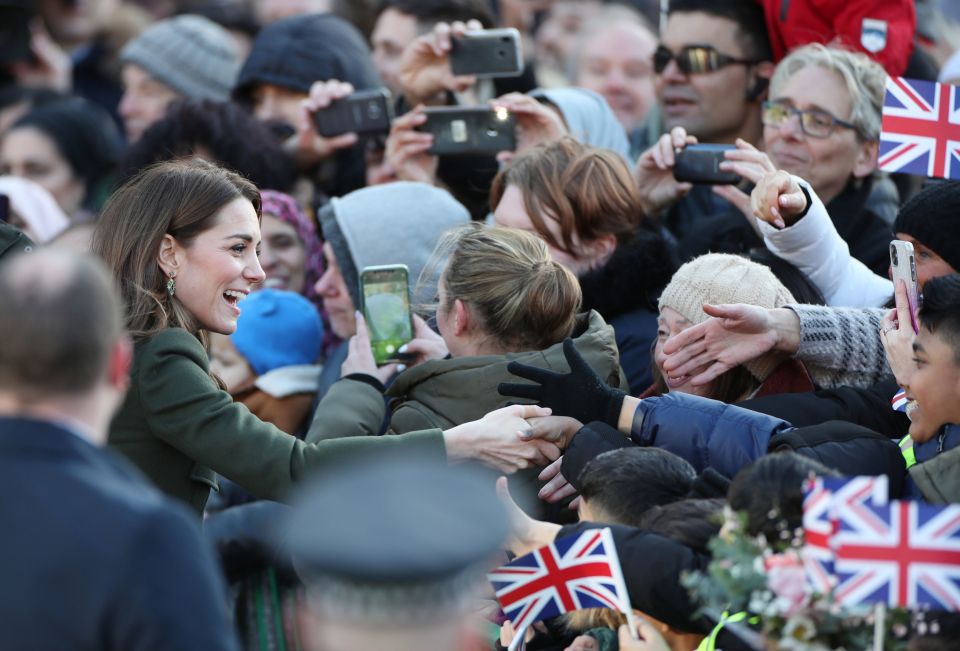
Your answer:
[166,272,176,297]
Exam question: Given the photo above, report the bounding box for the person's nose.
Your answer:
[258,243,277,271]
[117,90,137,119]
[314,268,336,296]
[658,57,687,83]
[245,255,266,284]
[779,111,805,140]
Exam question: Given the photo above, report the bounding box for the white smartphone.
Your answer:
[889,240,920,333]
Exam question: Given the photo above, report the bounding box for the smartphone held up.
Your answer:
[890,240,921,333]
[360,265,414,366]
[450,28,524,78]
[673,144,741,185]
[418,106,517,155]
[312,89,394,138]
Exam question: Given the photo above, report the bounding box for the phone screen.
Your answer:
[362,270,413,365]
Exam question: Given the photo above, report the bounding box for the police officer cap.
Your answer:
[282,453,508,622]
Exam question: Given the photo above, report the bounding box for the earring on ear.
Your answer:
[166,272,176,297]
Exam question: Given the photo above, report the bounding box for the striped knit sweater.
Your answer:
[788,304,892,389]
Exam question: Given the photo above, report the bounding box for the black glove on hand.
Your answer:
[498,338,626,426]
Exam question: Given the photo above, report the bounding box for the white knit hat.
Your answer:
[120,15,240,102]
[659,253,796,380]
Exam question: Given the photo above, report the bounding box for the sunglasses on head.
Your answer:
[653,45,760,75]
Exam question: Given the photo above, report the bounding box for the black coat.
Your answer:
[738,378,909,439]
[579,225,678,393]
[0,417,237,651]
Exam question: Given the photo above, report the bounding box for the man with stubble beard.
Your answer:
[633,0,775,262]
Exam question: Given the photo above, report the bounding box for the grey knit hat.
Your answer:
[659,253,796,380]
[120,15,240,102]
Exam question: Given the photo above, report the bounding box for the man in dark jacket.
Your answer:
[0,250,238,651]
[232,13,381,198]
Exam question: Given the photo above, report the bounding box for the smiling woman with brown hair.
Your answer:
[91,158,558,515]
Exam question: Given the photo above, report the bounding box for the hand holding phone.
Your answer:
[889,240,921,333]
[360,265,414,365]
[397,19,484,106]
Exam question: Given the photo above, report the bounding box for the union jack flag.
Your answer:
[489,528,631,637]
[833,499,960,610]
[878,77,960,180]
[802,476,889,595]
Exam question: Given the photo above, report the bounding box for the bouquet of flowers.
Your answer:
[681,508,923,651]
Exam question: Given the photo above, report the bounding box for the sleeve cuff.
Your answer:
[342,373,386,394]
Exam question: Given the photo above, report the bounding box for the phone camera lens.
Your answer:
[486,128,499,137]
[891,249,898,265]
[367,104,381,119]
[497,49,505,58]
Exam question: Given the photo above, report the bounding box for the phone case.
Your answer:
[673,145,741,185]
[420,107,517,155]
[890,240,921,333]
[450,28,524,78]
[313,89,394,138]
[359,265,413,365]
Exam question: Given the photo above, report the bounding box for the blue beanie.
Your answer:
[231,289,323,376]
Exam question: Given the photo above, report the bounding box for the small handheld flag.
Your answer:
[489,528,635,650]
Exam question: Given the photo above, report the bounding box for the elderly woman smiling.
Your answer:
[715,43,892,275]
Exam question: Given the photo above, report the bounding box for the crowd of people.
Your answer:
[3,0,960,649]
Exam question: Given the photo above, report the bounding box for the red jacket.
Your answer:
[759,0,915,76]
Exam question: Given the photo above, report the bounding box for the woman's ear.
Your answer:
[852,139,879,179]
[156,234,181,278]
[583,234,618,269]
[452,298,471,337]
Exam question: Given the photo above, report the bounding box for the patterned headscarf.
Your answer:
[259,190,337,352]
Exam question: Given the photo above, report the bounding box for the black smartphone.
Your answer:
[420,106,516,155]
[450,28,524,78]
[673,144,741,185]
[0,3,33,67]
[359,265,414,366]
[312,89,394,138]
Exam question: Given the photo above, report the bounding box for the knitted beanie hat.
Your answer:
[893,181,960,273]
[231,289,323,376]
[120,15,240,102]
[659,253,796,381]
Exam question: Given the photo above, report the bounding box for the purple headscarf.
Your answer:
[259,190,339,354]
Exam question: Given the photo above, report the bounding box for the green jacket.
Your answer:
[309,311,627,514]
[109,328,446,516]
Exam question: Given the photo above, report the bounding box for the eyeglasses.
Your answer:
[652,45,761,75]
[762,101,861,139]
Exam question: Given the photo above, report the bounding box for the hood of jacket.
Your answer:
[318,182,471,308]
[529,87,632,163]
[386,310,626,429]
[233,13,379,102]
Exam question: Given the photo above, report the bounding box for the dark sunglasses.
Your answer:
[653,45,760,75]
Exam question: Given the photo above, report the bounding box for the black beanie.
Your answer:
[893,181,960,272]
[11,98,121,211]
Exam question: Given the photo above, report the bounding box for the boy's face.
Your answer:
[905,328,960,443]
[209,333,256,396]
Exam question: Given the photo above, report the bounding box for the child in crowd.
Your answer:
[209,288,323,436]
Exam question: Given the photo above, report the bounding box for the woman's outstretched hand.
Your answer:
[498,338,626,426]
[442,404,560,474]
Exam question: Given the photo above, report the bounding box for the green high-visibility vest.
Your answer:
[697,611,758,651]
[899,435,917,469]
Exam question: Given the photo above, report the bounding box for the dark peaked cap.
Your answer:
[281,454,508,622]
